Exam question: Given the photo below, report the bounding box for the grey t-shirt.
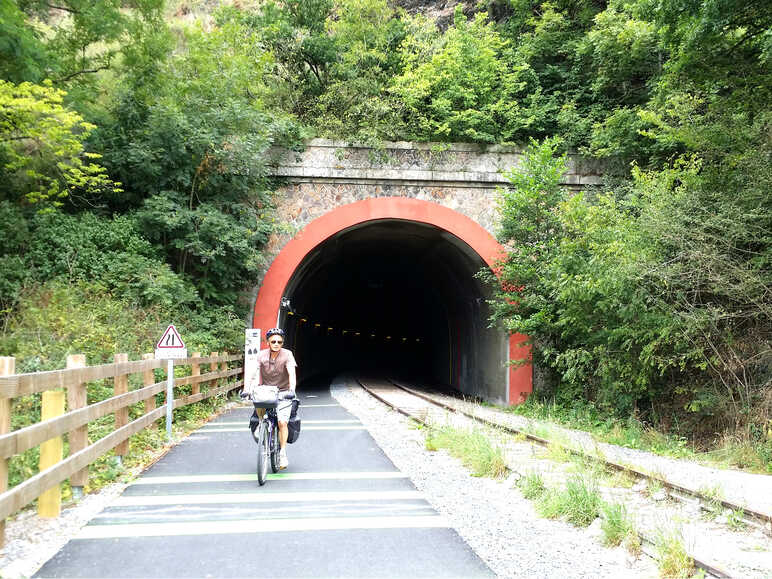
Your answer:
[256,348,297,391]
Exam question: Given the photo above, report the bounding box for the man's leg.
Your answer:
[278,421,289,469]
[278,421,289,449]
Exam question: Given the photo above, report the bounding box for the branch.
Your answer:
[54,64,111,83]
[42,3,80,14]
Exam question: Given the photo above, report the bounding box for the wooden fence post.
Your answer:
[114,353,129,460]
[221,351,228,389]
[142,353,156,416]
[66,354,87,498]
[191,352,201,396]
[0,357,14,546]
[38,389,65,518]
[209,352,218,390]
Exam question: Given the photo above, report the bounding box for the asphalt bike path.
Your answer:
[35,382,492,578]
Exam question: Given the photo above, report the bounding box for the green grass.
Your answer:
[425,425,509,478]
[726,508,747,531]
[654,527,694,578]
[535,473,604,527]
[517,470,547,499]
[600,502,636,547]
[697,484,724,520]
[546,442,572,462]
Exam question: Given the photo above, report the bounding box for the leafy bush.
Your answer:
[489,137,771,447]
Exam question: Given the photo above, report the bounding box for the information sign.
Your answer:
[244,328,261,390]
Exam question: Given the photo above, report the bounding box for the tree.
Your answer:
[95,19,303,306]
[391,7,545,143]
[0,80,119,209]
[10,0,165,88]
[0,0,47,83]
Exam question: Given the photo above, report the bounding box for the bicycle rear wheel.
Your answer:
[256,420,270,485]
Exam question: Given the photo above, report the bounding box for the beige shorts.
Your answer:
[275,398,293,423]
[255,398,292,423]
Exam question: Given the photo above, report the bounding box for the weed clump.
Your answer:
[654,526,694,578]
[425,425,509,478]
[536,474,603,527]
[517,470,546,499]
[600,502,637,548]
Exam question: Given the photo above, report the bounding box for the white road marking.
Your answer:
[111,490,425,507]
[192,426,366,432]
[76,515,450,539]
[130,471,408,485]
[202,419,361,427]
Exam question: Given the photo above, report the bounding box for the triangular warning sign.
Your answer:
[156,324,186,349]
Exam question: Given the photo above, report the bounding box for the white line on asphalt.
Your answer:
[130,472,408,485]
[112,490,425,507]
[201,419,361,426]
[76,515,450,539]
[192,426,366,432]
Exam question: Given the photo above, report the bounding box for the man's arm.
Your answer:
[288,365,297,392]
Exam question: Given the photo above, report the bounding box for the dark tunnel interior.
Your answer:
[278,219,509,400]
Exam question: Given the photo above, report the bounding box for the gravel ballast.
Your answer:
[331,377,660,578]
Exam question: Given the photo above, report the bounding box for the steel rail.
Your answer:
[388,379,771,529]
[356,378,740,579]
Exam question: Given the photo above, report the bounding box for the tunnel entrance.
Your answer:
[252,197,531,404]
[282,219,500,394]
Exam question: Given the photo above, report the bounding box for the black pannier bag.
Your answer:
[287,398,301,444]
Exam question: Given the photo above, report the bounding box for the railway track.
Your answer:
[356,377,771,579]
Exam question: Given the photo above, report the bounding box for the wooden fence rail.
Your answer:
[0,352,244,546]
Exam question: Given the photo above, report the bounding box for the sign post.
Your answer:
[155,324,187,440]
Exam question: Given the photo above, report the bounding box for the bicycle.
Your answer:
[244,387,296,485]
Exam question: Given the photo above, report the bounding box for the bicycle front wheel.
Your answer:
[256,420,270,485]
[270,420,281,473]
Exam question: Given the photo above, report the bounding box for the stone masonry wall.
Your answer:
[262,138,603,270]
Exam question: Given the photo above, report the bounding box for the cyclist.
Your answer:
[245,328,297,469]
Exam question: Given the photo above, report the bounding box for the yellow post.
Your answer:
[0,357,14,546]
[114,353,129,457]
[191,352,201,396]
[38,389,65,518]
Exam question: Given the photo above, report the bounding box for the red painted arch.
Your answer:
[252,197,531,403]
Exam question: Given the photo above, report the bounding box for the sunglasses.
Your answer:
[269,340,283,345]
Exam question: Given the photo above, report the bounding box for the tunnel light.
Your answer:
[416,338,421,342]
[327,327,333,331]
[355,332,361,336]
[301,318,308,323]
[370,334,376,338]
[314,323,321,328]
[402,337,407,342]
[386,336,392,340]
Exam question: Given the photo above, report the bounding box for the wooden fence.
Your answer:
[0,351,244,546]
